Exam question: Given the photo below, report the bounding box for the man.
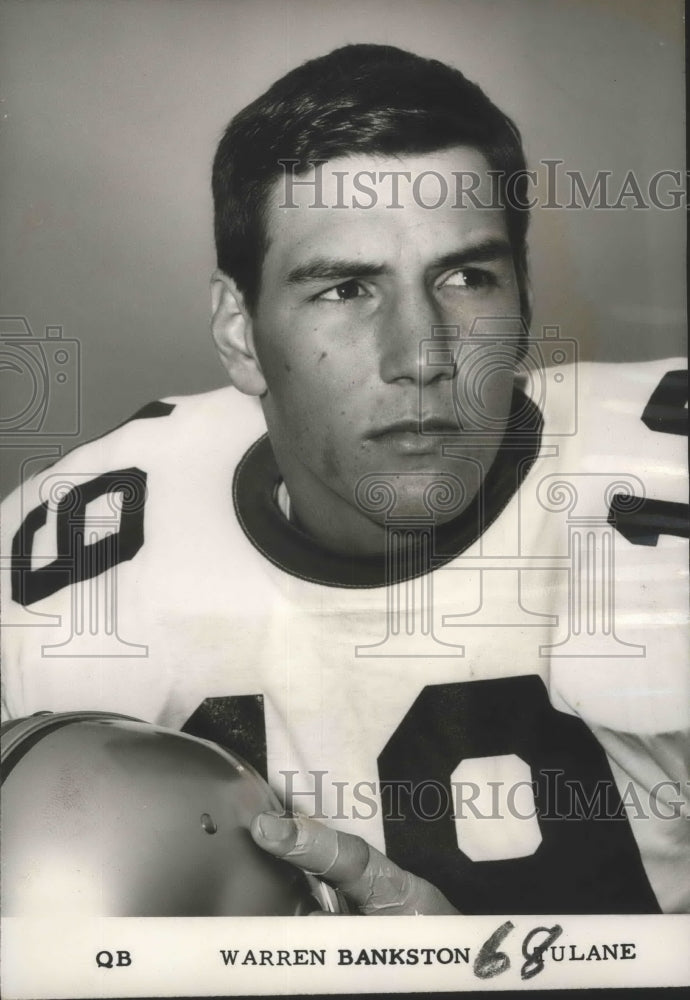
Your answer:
[2,44,688,915]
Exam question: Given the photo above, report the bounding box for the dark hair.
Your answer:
[213,43,531,322]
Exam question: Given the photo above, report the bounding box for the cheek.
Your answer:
[301,386,366,493]
[458,344,518,424]
[319,426,342,482]
[254,316,369,471]
[270,340,358,420]
[266,355,352,458]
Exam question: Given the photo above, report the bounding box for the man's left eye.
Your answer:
[317,280,366,302]
[439,268,495,290]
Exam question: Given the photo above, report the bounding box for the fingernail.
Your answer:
[256,812,294,844]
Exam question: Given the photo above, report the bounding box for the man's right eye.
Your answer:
[315,280,367,302]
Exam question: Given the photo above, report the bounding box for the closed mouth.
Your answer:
[366,418,460,439]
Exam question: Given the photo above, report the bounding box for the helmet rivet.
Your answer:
[200,812,218,834]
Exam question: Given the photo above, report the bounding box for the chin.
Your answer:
[354,470,472,524]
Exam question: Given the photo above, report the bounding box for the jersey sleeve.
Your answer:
[546,359,689,912]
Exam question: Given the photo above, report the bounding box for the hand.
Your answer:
[251,812,458,915]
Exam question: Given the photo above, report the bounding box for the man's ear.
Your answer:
[210,270,267,396]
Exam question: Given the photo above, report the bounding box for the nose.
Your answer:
[377,288,456,386]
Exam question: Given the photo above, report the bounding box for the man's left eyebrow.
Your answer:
[431,239,513,271]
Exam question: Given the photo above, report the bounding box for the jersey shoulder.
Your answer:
[1,387,265,621]
[539,357,688,505]
[2,386,264,525]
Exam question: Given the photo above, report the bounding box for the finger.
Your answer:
[250,812,368,879]
[340,843,459,915]
[251,813,458,915]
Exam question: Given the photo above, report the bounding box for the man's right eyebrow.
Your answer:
[285,257,387,285]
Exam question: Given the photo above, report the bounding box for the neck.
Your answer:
[281,466,390,556]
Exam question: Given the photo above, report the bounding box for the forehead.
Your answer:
[262,147,509,274]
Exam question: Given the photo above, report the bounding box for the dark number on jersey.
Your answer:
[183,676,660,915]
[608,369,689,545]
[10,401,174,606]
[378,675,658,914]
[11,468,147,606]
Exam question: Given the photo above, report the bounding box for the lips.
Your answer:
[365,418,461,455]
[366,417,460,438]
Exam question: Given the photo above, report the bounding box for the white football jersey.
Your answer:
[2,359,688,914]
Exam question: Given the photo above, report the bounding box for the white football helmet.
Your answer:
[1,711,330,916]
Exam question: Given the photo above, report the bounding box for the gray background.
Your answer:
[0,0,686,497]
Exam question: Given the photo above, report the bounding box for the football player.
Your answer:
[2,44,688,915]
